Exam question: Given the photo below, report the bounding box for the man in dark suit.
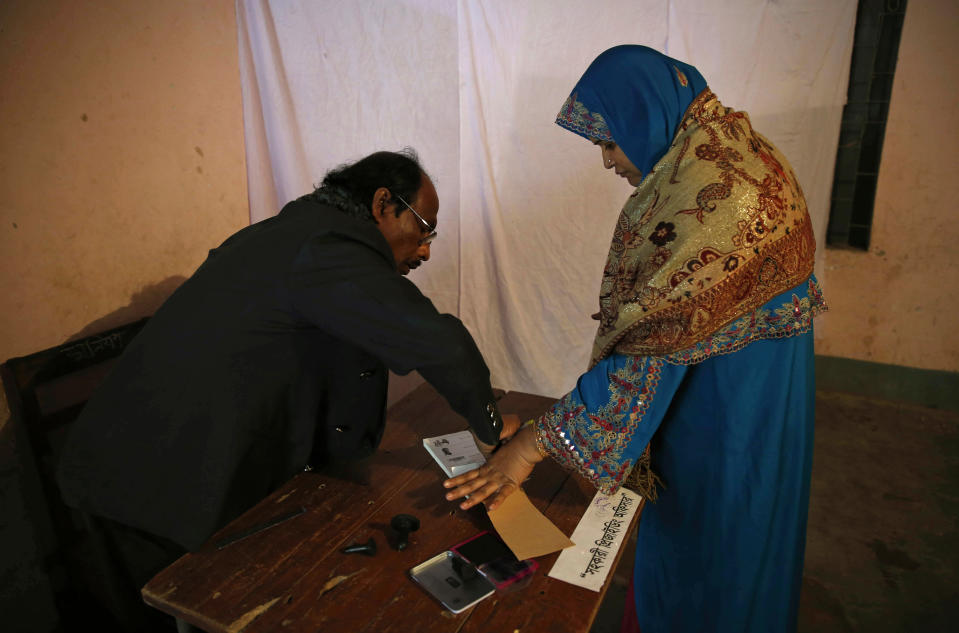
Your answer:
[56,149,509,620]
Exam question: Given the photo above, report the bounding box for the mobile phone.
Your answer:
[450,530,538,590]
[409,551,496,614]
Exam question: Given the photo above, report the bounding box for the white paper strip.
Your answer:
[547,488,643,592]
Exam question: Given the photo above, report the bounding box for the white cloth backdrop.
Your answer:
[237,0,855,398]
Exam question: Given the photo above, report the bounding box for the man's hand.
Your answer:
[499,413,522,440]
[472,412,523,458]
[444,425,542,511]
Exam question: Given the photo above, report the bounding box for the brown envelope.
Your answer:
[488,488,574,560]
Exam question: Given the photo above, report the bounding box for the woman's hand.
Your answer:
[444,425,543,511]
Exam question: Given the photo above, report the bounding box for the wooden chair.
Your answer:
[2,318,149,631]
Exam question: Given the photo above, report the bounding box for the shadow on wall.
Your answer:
[0,276,185,631]
[66,276,187,342]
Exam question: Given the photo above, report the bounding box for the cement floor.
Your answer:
[589,390,959,632]
[3,389,956,631]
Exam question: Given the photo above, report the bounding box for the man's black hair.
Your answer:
[312,148,426,223]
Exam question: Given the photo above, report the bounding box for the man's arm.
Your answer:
[288,233,502,444]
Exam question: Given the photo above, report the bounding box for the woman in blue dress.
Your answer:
[445,45,827,632]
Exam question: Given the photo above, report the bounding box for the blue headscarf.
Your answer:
[556,45,708,177]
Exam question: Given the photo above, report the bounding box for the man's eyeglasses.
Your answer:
[395,194,437,245]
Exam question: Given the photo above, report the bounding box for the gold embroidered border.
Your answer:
[604,216,815,360]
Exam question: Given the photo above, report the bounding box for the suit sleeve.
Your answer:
[287,231,503,444]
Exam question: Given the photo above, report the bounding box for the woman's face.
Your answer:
[592,139,643,186]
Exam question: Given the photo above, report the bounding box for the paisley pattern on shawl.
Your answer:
[586,88,816,367]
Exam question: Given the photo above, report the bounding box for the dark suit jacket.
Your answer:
[58,197,501,551]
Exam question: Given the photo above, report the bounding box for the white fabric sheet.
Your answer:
[237,0,855,398]
[237,0,462,316]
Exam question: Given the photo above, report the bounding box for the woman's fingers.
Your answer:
[459,477,515,509]
[485,481,519,512]
[444,477,486,502]
[443,468,479,489]
[458,480,501,509]
[443,464,515,508]
[444,467,490,500]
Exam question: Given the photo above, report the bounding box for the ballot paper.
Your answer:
[422,430,486,477]
[547,488,643,591]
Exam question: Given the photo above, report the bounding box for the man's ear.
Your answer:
[371,187,392,222]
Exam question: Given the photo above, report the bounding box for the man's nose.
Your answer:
[417,243,431,262]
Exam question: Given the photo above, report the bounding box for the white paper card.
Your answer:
[422,430,486,477]
[547,488,643,592]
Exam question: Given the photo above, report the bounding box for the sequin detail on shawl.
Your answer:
[537,356,663,496]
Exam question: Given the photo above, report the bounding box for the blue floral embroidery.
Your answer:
[662,277,827,365]
[537,356,662,494]
[556,93,613,142]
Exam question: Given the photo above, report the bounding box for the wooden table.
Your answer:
[142,385,641,633]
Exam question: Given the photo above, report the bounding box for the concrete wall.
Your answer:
[816,0,959,372]
[0,1,247,627]
[0,0,248,362]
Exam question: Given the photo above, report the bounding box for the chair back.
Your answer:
[1,318,148,627]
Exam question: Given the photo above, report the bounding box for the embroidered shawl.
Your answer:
[583,88,816,366]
